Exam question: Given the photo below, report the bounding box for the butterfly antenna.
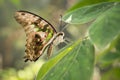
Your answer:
[61,23,68,32]
[59,15,63,31]
[59,15,68,32]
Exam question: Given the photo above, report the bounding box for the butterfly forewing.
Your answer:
[14,11,57,62]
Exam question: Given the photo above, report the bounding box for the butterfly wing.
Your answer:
[14,11,57,62]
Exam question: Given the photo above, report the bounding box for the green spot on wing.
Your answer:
[45,29,54,41]
[34,28,40,32]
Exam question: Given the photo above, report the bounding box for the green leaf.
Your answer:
[89,2,120,49]
[36,39,95,80]
[115,35,120,52]
[67,0,120,12]
[101,67,120,80]
[62,2,115,24]
[98,51,120,68]
[67,0,115,12]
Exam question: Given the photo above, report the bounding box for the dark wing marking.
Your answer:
[15,10,57,33]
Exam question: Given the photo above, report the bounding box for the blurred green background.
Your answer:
[2,0,119,80]
[0,0,86,80]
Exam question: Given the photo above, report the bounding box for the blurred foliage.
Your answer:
[0,0,120,80]
[0,60,44,80]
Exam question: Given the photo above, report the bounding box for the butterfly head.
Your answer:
[52,32,65,45]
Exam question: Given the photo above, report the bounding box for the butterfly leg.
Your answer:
[47,43,53,59]
[64,37,71,44]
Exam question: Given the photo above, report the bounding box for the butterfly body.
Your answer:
[14,11,64,62]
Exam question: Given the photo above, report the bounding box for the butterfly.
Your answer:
[14,11,65,62]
